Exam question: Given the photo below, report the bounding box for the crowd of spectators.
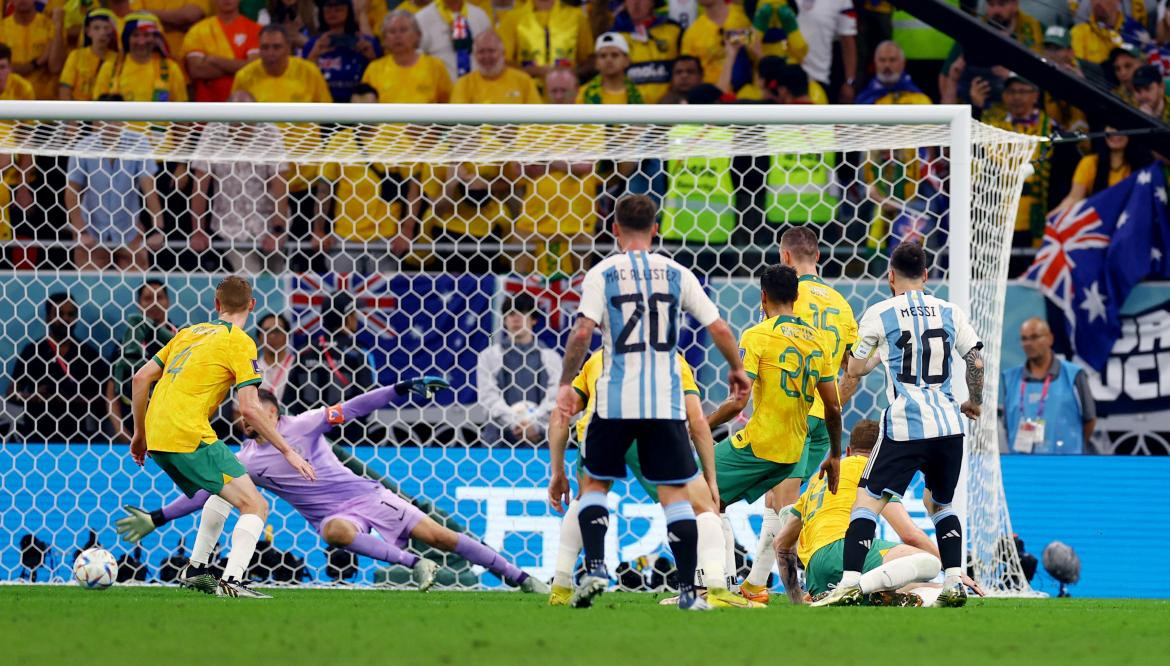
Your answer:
[0,0,1168,278]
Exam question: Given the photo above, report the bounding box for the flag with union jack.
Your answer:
[1024,164,1170,371]
[287,273,495,404]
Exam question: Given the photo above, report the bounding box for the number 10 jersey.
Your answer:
[576,250,720,421]
[853,290,982,441]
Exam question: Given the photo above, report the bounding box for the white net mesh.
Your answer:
[0,105,1040,594]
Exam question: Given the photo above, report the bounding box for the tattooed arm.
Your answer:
[961,347,985,420]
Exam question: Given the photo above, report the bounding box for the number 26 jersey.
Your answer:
[853,290,982,441]
[577,250,720,421]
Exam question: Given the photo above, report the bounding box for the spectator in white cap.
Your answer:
[577,31,641,103]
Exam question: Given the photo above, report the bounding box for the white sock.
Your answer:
[553,500,582,588]
[222,513,265,581]
[720,514,737,589]
[858,553,941,594]
[696,511,726,590]
[944,567,963,586]
[745,507,783,587]
[190,495,232,566]
[840,570,862,588]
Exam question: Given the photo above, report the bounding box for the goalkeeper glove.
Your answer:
[115,505,166,544]
[394,375,451,399]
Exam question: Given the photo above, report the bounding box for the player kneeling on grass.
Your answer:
[119,382,548,594]
[547,350,760,609]
[772,420,939,606]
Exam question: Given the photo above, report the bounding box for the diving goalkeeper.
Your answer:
[117,380,547,593]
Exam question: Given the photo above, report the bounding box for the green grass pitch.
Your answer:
[2,587,1167,666]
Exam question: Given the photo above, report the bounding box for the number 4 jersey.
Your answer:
[853,290,982,441]
[146,320,263,453]
[577,250,720,421]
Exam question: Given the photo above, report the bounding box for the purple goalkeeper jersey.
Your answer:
[159,386,401,529]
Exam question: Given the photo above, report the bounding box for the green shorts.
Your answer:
[805,537,899,596]
[794,417,831,482]
[575,445,658,502]
[714,438,796,505]
[151,440,248,498]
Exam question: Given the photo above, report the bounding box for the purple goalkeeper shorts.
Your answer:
[322,488,426,547]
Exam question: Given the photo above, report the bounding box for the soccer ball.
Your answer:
[73,547,118,590]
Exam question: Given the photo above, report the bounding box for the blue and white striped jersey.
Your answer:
[852,290,982,441]
[576,251,720,421]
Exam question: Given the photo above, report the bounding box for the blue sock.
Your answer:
[664,501,698,603]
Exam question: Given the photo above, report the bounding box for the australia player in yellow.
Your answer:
[706,264,843,591]
[772,419,984,605]
[129,276,315,599]
[741,226,859,603]
[547,351,760,609]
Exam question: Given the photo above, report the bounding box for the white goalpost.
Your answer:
[0,102,1040,595]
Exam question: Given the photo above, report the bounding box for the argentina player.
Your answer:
[813,242,985,608]
[550,195,751,611]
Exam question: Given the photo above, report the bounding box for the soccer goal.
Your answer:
[0,101,1040,595]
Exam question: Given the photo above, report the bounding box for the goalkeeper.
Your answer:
[117,380,547,594]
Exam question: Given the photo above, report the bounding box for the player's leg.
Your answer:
[923,435,968,607]
[550,460,585,605]
[182,494,234,593]
[408,515,545,592]
[151,441,267,597]
[640,420,711,611]
[318,513,437,590]
[685,476,727,594]
[570,415,635,608]
[215,473,272,597]
[744,416,830,600]
[858,542,941,602]
[811,436,921,607]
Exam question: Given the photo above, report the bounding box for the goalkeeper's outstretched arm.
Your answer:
[115,492,211,544]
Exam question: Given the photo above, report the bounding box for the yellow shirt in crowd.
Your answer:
[59,48,118,101]
[0,12,57,99]
[681,4,751,86]
[450,67,542,103]
[139,0,212,57]
[93,54,189,101]
[320,128,410,241]
[733,314,834,463]
[361,53,452,103]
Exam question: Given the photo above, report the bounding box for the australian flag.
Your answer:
[287,273,495,405]
[1024,164,1170,371]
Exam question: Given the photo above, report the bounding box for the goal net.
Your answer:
[0,103,1040,595]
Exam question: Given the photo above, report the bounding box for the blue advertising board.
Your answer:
[1,443,1166,598]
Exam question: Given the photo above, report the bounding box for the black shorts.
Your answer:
[861,434,964,505]
[582,415,698,486]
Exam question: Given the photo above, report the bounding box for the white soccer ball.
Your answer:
[73,547,118,590]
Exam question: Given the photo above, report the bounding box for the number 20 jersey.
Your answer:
[577,250,720,421]
[853,290,982,441]
[146,321,263,453]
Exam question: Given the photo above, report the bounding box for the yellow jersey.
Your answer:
[0,71,35,100]
[320,128,410,241]
[793,454,872,566]
[574,85,633,104]
[0,13,57,99]
[59,48,117,101]
[145,319,263,453]
[93,55,189,101]
[231,56,332,103]
[680,5,751,87]
[794,275,857,421]
[733,314,834,463]
[572,350,699,442]
[516,169,599,237]
[361,53,452,103]
[450,67,542,104]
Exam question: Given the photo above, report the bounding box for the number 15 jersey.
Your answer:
[853,290,982,441]
[146,320,263,453]
[577,250,720,421]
